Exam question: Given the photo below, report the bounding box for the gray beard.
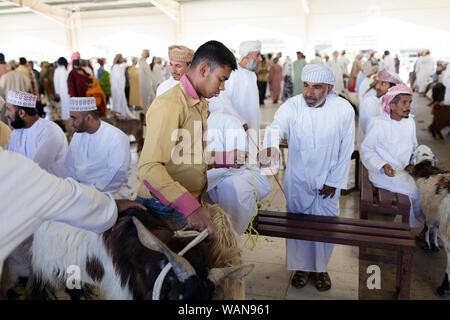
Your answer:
[245,56,258,72]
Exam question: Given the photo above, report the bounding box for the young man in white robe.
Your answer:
[5,91,68,177]
[358,69,403,148]
[360,85,425,228]
[156,45,194,98]
[0,147,145,277]
[53,57,70,120]
[65,97,132,200]
[207,40,263,136]
[205,112,270,235]
[380,50,396,74]
[260,64,355,291]
[139,49,156,113]
[110,54,136,119]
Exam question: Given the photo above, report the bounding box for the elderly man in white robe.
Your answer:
[327,51,345,93]
[5,91,68,177]
[361,85,425,228]
[260,64,355,291]
[414,50,434,94]
[66,97,132,200]
[208,40,262,137]
[205,112,270,235]
[358,69,403,148]
[110,54,136,119]
[0,147,146,278]
[380,50,396,74]
[156,45,195,98]
[139,49,156,113]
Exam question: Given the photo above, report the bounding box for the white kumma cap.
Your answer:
[6,90,37,108]
[69,97,97,112]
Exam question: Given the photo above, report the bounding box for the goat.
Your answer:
[26,208,252,300]
[428,103,450,139]
[102,113,145,152]
[411,158,450,296]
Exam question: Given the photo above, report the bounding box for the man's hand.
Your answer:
[382,163,395,177]
[186,206,215,236]
[258,147,280,168]
[115,199,148,213]
[405,165,414,174]
[319,185,336,199]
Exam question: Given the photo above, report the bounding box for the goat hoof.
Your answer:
[421,242,432,251]
[431,243,440,252]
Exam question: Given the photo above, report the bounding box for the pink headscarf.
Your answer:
[380,84,413,114]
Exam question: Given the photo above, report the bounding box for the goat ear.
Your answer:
[132,217,196,282]
[208,264,254,285]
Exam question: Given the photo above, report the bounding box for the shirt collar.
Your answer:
[180,74,199,100]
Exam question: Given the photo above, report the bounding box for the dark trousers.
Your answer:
[257,81,267,105]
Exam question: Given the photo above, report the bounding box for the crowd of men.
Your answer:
[0,40,449,297]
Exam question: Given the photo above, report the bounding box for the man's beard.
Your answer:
[245,56,258,72]
[304,89,328,108]
[10,110,25,129]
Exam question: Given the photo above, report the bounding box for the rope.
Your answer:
[152,229,209,300]
[243,163,260,251]
[394,170,409,175]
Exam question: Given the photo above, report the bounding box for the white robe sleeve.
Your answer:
[0,148,118,266]
[325,109,355,189]
[263,100,292,150]
[360,119,388,173]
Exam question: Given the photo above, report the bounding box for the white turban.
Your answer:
[239,40,261,58]
[301,64,336,85]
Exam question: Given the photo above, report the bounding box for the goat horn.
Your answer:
[132,217,196,282]
[207,264,254,285]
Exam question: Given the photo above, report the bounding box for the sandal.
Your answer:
[314,272,332,291]
[291,271,310,288]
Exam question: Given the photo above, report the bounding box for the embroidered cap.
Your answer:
[69,97,97,112]
[6,91,37,108]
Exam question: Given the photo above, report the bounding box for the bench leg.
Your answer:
[396,250,402,290]
[398,249,413,300]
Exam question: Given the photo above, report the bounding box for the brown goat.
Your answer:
[428,102,450,139]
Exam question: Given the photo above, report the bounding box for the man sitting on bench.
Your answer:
[360,84,425,228]
[259,64,355,292]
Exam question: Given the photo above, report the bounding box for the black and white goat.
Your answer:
[410,146,450,296]
[26,208,253,300]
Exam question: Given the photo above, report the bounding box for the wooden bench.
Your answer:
[254,210,415,300]
[360,166,411,224]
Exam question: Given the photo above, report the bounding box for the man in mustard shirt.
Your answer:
[137,41,239,236]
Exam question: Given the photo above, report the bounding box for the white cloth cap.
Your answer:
[69,97,97,112]
[301,64,336,85]
[239,40,261,58]
[6,91,37,108]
